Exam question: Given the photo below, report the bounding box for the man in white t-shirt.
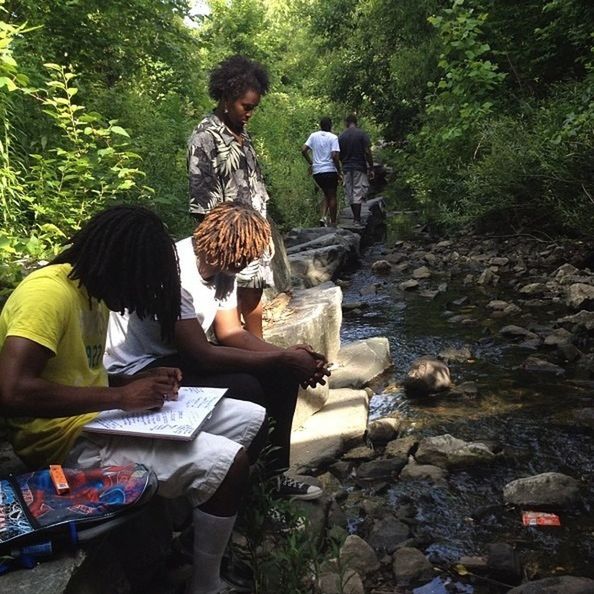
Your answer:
[105,202,330,503]
[301,117,341,226]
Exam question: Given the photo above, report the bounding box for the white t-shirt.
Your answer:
[305,131,340,175]
[104,237,237,375]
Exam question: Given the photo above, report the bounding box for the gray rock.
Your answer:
[392,547,434,586]
[400,460,448,483]
[412,266,431,279]
[566,283,594,310]
[403,357,451,397]
[342,445,377,462]
[367,416,401,444]
[559,310,594,331]
[288,229,360,288]
[519,282,547,296]
[384,436,418,460]
[386,252,406,265]
[318,569,364,594]
[478,268,499,286]
[419,289,440,299]
[552,263,580,283]
[359,284,377,296]
[399,279,419,291]
[329,337,392,389]
[356,458,406,480]
[487,299,511,310]
[416,434,496,468]
[519,356,565,376]
[507,576,594,594]
[438,345,472,363]
[339,535,380,575]
[557,342,582,362]
[368,517,410,553]
[503,472,580,507]
[371,260,392,275]
[500,325,540,341]
[489,257,509,266]
[543,328,573,347]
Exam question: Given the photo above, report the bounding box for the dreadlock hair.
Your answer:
[192,202,271,271]
[52,205,181,341]
[209,55,269,102]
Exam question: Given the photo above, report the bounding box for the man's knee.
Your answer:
[224,373,266,403]
[227,448,249,487]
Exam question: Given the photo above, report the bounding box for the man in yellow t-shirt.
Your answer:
[0,205,266,594]
[0,262,109,468]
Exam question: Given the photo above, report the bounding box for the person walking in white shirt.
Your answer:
[301,117,341,226]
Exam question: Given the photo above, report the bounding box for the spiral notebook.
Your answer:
[83,386,226,441]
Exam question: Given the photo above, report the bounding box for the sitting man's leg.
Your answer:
[188,369,322,500]
[66,398,265,594]
[143,355,322,500]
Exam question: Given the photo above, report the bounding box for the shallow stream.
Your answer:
[338,219,594,591]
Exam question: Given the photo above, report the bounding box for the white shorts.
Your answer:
[65,398,266,507]
[343,170,369,205]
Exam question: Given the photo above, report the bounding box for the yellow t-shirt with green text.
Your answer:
[0,263,108,468]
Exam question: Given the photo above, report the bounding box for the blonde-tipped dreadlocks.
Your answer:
[192,202,271,271]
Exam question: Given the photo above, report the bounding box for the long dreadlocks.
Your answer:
[52,205,181,340]
[192,202,271,271]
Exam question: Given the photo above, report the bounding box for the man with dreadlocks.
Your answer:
[187,54,273,339]
[106,202,330,503]
[0,205,267,594]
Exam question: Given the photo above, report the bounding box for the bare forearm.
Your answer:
[1,377,122,417]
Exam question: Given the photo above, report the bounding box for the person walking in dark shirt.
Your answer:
[338,114,374,225]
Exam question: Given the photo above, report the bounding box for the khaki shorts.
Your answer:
[343,170,369,205]
[66,398,265,507]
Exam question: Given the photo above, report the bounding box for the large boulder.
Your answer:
[264,281,342,362]
[290,388,370,470]
[329,336,392,389]
[285,228,360,289]
[265,282,342,430]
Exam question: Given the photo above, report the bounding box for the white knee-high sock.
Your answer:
[186,508,236,594]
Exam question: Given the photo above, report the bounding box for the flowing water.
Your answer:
[338,216,594,591]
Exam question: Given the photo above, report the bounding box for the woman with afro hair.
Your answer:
[187,55,272,338]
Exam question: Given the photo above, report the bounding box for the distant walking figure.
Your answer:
[338,114,374,225]
[301,117,341,226]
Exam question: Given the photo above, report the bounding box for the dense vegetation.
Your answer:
[1,0,593,297]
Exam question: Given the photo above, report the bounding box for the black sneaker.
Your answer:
[273,475,323,501]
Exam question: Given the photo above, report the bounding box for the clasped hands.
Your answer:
[287,344,331,389]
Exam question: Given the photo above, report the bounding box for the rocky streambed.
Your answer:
[298,225,594,594]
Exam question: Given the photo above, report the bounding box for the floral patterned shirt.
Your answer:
[187,112,269,217]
